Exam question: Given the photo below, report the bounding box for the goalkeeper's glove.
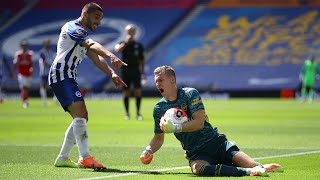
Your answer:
[160,117,182,133]
[140,148,153,164]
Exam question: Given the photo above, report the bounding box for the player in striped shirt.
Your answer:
[51,2,127,169]
[38,39,55,106]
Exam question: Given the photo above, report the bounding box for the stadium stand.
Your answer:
[0,0,198,95]
[0,0,26,25]
[0,0,319,97]
[147,2,320,97]
[34,0,197,9]
[208,0,301,7]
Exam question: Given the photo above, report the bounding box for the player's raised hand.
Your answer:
[110,55,127,68]
[111,73,127,88]
[140,148,153,164]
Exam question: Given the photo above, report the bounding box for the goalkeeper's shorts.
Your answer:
[188,134,240,166]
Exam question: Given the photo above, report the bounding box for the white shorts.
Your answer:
[18,74,32,89]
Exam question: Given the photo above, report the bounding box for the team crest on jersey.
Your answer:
[80,49,86,58]
[181,103,187,112]
[75,91,82,97]
[62,33,67,39]
[76,29,86,36]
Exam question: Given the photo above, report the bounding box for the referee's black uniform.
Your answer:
[119,40,144,89]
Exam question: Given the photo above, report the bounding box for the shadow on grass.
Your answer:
[89,168,193,176]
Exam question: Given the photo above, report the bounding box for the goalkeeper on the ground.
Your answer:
[140,65,284,177]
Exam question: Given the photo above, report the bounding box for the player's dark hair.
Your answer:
[20,39,28,46]
[83,2,103,14]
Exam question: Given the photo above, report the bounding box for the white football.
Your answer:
[162,108,188,124]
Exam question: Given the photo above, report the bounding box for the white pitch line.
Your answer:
[77,150,320,180]
[253,150,320,160]
[78,166,190,180]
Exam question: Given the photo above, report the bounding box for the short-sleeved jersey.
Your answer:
[153,87,218,154]
[119,41,144,71]
[301,60,319,86]
[13,50,33,77]
[49,19,88,85]
[39,48,55,76]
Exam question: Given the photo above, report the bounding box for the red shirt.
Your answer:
[14,50,33,77]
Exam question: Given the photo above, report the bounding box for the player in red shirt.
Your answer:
[13,40,33,108]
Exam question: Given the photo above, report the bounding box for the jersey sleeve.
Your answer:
[66,23,88,44]
[186,88,204,114]
[153,104,164,134]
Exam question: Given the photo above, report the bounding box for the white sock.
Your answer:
[72,117,90,159]
[53,95,59,103]
[40,87,47,104]
[57,122,76,161]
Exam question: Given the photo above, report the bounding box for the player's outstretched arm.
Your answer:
[87,50,127,88]
[82,38,127,68]
[140,133,164,164]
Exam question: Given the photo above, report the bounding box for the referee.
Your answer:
[115,24,145,120]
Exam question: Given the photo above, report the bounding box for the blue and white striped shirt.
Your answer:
[49,19,88,85]
[39,48,55,76]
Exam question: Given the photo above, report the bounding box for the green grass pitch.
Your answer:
[0,97,320,179]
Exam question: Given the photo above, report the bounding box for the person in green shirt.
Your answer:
[139,65,283,177]
[300,55,319,102]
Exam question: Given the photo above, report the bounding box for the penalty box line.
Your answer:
[77,150,320,180]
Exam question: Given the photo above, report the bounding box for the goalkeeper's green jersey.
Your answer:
[301,59,318,86]
[153,87,219,157]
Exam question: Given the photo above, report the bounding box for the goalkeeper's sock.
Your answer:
[73,117,90,159]
[199,164,247,176]
[57,122,76,161]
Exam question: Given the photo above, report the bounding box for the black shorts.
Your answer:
[188,134,240,166]
[121,69,141,89]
